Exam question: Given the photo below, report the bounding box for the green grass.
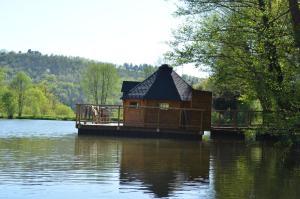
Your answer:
[0,115,75,121]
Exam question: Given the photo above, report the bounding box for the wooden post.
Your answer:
[117,105,121,127]
[157,108,160,132]
[218,111,221,127]
[247,111,251,127]
[200,110,203,131]
[179,109,182,128]
[233,110,237,128]
[76,104,79,126]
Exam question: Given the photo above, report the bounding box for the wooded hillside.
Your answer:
[0,49,202,109]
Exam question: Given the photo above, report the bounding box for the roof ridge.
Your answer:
[171,70,192,88]
[171,71,192,101]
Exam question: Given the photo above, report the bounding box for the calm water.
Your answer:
[0,120,299,199]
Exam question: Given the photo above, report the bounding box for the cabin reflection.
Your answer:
[119,140,210,198]
[75,136,210,198]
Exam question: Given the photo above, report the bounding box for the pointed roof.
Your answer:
[121,64,192,101]
[121,81,141,93]
[121,81,141,98]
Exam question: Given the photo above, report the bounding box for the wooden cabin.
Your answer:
[121,64,212,131]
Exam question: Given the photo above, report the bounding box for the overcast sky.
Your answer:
[0,0,207,77]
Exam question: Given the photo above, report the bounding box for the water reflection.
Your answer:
[1,121,300,199]
[75,136,210,198]
[210,141,300,199]
[120,139,209,198]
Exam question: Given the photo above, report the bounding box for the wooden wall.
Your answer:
[144,100,182,129]
[123,99,145,127]
[190,90,212,131]
[123,99,184,129]
[123,90,212,132]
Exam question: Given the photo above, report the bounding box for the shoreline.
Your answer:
[0,116,75,121]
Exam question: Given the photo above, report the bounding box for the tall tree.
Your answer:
[10,72,32,117]
[167,0,300,127]
[82,62,119,104]
[1,90,16,119]
[288,0,300,51]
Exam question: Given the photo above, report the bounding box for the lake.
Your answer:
[0,119,299,199]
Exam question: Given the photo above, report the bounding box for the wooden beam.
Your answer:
[117,105,121,127]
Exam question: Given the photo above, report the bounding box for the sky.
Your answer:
[0,0,207,77]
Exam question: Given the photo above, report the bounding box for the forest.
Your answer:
[167,0,300,135]
[0,69,74,119]
[0,49,201,119]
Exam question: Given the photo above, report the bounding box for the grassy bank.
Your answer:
[0,115,75,121]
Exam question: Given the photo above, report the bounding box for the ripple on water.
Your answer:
[0,120,300,199]
[0,119,77,138]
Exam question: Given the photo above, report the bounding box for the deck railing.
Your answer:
[76,104,206,131]
[76,105,291,130]
[211,110,280,128]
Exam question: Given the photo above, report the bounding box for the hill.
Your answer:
[0,49,202,109]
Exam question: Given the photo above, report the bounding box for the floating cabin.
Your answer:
[121,64,212,131]
[76,64,212,139]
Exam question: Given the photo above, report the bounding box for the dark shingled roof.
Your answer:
[121,81,141,93]
[121,81,141,99]
[121,64,192,101]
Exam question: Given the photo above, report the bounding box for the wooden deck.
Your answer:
[75,104,206,139]
[210,110,268,138]
[75,104,274,139]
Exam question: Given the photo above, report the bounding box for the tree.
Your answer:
[0,68,5,87]
[1,90,16,119]
[82,62,119,104]
[288,0,300,51]
[25,87,49,117]
[10,72,32,117]
[142,65,157,79]
[166,0,300,131]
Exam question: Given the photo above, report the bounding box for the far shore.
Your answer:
[0,116,75,121]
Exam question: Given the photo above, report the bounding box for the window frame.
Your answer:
[129,101,139,109]
[159,103,170,110]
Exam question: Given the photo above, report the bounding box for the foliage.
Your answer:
[10,72,32,117]
[1,89,16,119]
[0,50,202,119]
[81,62,120,104]
[167,0,300,134]
[0,69,74,119]
[0,68,6,87]
[24,87,51,117]
[0,51,191,108]
[54,104,74,118]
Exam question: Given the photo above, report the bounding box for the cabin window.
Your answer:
[129,101,139,108]
[159,103,169,110]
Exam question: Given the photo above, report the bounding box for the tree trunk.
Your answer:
[288,0,300,51]
[18,93,23,117]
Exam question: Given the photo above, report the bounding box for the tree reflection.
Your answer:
[2,135,299,199]
[211,141,300,199]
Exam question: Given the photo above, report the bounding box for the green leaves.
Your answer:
[10,72,32,117]
[81,62,119,105]
[1,89,16,119]
[167,0,300,134]
[0,70,75,119]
